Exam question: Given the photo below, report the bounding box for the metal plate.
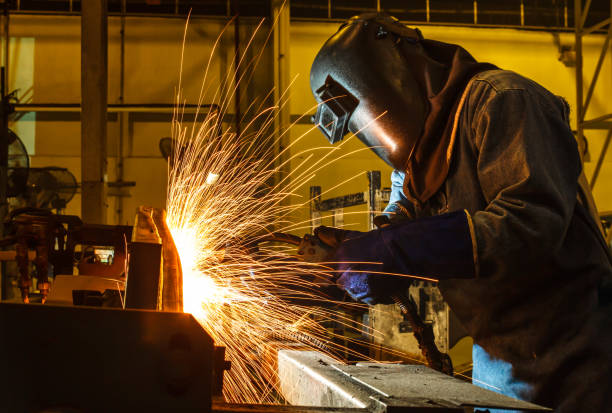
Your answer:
[0,302,214,412]
[278,350,550,412]
[334,363,550,411]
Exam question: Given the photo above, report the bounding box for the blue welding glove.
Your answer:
[333,210,477,305]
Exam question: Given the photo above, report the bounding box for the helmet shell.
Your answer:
[310,14,427,169]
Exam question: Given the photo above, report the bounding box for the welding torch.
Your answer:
[255,232,333,263]
[252,225,453,376]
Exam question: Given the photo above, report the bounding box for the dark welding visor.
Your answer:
[313,76,359,144]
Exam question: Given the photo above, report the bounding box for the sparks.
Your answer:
[164,16,427,404]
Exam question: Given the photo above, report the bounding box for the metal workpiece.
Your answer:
[124,241,163,310]
[277,350,550,412]
[126,206,183,312]
[278,350,373,409]
[0,302,215,412]
[152,208,184,312]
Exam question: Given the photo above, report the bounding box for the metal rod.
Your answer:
[580,0,593,29]
[3,0,8,94]
[520,0,524,26]
[426,0,430,22]
[13,103,218,112]
[0,69,8,235]
[0,67,8,300]
[233,1,241,138]
[575,0,584,147]
[0,8,579,32]
[117,0,126,224]
[582,17,610,35]
[582,26,611,119]
[473,0,477,25]
[590,127,612,188]
[272,0,291,198]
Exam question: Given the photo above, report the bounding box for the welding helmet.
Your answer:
[310,13,427,169]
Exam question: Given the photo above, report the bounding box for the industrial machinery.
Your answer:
[0,207,549,412]
[309,172,468,367]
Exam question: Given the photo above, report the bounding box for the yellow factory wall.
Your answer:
[8,14,270,225]
[6,15,612,228]
[288,22,612,233]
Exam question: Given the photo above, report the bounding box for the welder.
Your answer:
[308,13,612,412]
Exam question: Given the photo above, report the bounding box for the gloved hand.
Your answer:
[296,227,364,263]
[300,226,406,305]
[330,210,478,305]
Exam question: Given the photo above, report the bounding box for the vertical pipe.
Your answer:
[233,1,241,138]
[117,0,126,224]
[272,0,290,192]
[0,0,9,229]
[520,0,525,26]
[81,0,108,224]
[0,2,8,300]
[473,0,477,25]
[3,0,8,94]
[564,0,568,27]
[426,0,430,22]
[575,0,584,147]
[327,0,331,19]
[0,68,7,300]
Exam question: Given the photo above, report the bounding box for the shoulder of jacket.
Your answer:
[470,69,539,93]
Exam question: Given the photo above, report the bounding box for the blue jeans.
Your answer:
[472,344,534,413]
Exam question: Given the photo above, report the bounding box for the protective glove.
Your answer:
[333,210,477,305]
[296,227,364,263]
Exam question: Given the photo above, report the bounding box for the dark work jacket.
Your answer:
[386,70,612,412]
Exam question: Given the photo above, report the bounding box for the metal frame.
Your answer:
[272,0,291,192]
[574,0,612,188]
[3,2,577,32]
[309,171,390,233]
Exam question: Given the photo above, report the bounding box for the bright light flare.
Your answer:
[164,15,421,404]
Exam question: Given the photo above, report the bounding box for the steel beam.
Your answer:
[575,0,584,146]
[272,0,290,191]
[590,127,612,187]
[81,0,108,224]
[574,0,612,190]
[277,350,551,412]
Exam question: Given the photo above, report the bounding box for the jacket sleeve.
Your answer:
[469,85,581,278]
[335,209,477,304]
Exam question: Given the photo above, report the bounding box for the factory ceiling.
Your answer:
[8,0,611,31]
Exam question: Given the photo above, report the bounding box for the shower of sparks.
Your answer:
[165,15,434,404]
[166,98,374,403]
